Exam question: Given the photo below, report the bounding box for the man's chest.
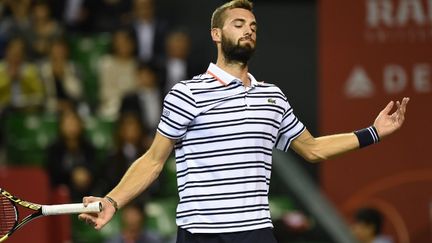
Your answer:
[188,88,286,137]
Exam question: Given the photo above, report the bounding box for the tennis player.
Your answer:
[79,1,409,242]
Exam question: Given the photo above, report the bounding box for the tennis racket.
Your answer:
[0,187,101,242]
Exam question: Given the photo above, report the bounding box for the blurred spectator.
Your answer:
[0,37,44,112]
[282,210,312,233]
[351,207,394,243]
[101,112,153,196]
[0,0,32,52]
[27,1,63,60]
[39,38,83,114]
[0,3,5,58]
[50,0,131,33]
[157,29,197,95]
[105,201,163,243]
[48,0,93,33]
[97,29,137,120]
[91,0,133,32]
[120,62,162,135]
[46,110,97,201]
[130,0,169,63]
[45,0,68,23]
[273,209,319,242]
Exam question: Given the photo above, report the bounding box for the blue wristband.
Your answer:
[354,126,380,148]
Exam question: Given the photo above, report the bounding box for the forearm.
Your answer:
[105,151,165,208]
[79,133,174,230]
[309,133,359,162]
[291,129,361,163]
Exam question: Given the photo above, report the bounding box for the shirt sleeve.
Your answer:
[157,82,198,139]
[274,100,306,152]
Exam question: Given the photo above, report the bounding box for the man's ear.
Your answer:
[211,28,221,43]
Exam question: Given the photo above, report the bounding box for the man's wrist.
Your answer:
[104,196,119,212]
[354,126,380,148]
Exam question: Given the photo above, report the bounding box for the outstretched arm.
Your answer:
[78,132,175,229]
[291,97,409,162]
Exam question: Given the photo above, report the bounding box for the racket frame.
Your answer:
[0,188,100,242]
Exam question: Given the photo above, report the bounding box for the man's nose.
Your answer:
[243,29,253,38]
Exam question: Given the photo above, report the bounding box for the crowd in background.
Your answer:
[0,0,201,242]
[0,0,200,117]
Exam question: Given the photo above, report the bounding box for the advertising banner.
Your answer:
[319,0,432,242]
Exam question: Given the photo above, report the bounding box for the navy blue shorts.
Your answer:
[176,227,278,243]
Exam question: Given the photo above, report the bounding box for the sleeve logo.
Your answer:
[162,109,170,117]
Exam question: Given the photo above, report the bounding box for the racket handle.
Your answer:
[42,202,102,216]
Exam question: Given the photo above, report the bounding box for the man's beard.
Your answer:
[221,34,255,65]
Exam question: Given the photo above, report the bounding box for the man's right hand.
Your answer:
[78,133,175,230]
[78,196,116,230]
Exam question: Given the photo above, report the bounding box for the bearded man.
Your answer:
[79,1,409,242]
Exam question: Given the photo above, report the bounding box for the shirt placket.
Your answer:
[232,79,248,112]
[244,85,255,111]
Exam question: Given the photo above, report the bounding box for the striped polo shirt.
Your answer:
[157,63,306,233]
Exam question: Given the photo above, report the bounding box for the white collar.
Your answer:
[206,63,259,87]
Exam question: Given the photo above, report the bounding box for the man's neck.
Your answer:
[216,58,250,87]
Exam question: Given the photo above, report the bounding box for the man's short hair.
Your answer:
[354,207,383,235]
[211,0,254,29]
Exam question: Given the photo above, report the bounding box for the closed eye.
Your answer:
[234,20,245,28]
[232,19,257,32]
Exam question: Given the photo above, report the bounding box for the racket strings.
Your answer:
[0,196,17,236]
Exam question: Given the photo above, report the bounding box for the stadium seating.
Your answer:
[4,112,115,166]
[4,112,58,166]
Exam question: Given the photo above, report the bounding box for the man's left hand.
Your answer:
[373,97,410,139]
